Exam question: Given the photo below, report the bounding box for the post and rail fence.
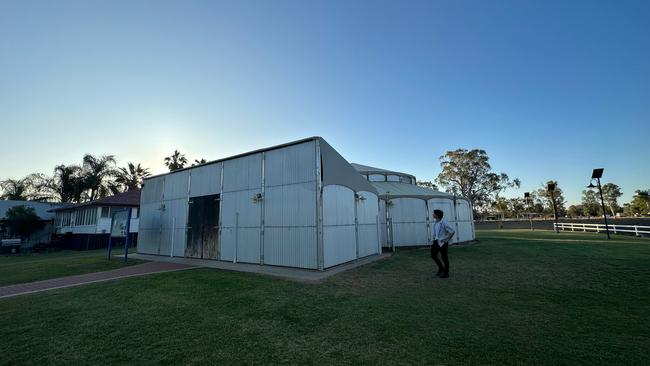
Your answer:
[554,222,650,237]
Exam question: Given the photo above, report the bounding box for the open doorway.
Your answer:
[186,194,220,259]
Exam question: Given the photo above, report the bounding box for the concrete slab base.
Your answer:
[129,253,392,282]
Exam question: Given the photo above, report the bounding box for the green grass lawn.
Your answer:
[0,248,142,286]
[1,230,648,365]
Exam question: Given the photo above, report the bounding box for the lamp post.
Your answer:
[524,192,533,231]
[587,168,611,240]
[547,183,559,233]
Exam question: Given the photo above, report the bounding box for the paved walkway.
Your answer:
[0,261,195,299]
[130,253,392,282]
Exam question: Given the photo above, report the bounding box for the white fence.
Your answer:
[554,222,650,236]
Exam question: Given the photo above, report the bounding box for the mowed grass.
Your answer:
[1,230,648,365]
[0,248,142,286]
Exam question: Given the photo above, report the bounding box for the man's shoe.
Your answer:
[440,273,449,278]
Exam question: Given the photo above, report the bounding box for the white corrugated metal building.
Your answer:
[137,137,474,270]
[351,164,475,248]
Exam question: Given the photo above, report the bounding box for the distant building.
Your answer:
[52,189,140,250]
[0,200,66,248]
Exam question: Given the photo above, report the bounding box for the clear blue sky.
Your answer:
[1,0,648,205]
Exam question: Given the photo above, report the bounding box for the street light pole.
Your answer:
[524,192,533,231]
[547,183,559,233]
[596,178,611,240]
[588,168,610,240]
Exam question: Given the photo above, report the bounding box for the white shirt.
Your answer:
[433,219,455,247]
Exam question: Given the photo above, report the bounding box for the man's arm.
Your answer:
[444,222,455,243]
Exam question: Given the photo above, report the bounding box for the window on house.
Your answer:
[101,207,110,218]
[132,208,139,218]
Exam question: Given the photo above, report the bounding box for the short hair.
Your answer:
[433,209,444,218]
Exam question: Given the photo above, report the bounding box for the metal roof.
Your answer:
[350,163,416,180]
[50,189,141,212]
[370,181,469,201]
[0,200,67,220]
[145,136,321,180]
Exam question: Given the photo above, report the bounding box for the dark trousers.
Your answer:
[431,240,449,274]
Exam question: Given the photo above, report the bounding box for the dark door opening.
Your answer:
[186,194,220,259]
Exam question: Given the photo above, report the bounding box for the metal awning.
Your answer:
[370,181,463,201]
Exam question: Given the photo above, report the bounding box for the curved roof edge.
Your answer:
[371,181,471,202]
[350,163,416,180]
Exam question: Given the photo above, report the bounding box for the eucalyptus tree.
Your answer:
[435,148,520,212]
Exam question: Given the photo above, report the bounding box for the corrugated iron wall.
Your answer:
[138,176,164,255]
[390,198,429,245]
[263,142,318,269]
[356,191,379,258]
[322,185,356,268]
[220,153,262,263]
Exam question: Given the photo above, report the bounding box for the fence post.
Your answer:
[612,225,617,235]
[583,224,586,232]
[635,226,639,237]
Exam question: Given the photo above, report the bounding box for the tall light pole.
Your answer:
[524,192,533,231]
[587,168,611,240]
[547,183,559,233]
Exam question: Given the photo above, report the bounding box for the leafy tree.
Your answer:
[508,197,527,218]
[164,150,188,172]
[0,178,31,200]
[81,154,117,201]
[535,181,567,217]
[581,189,602,217]
[601,183,623,216]
[492,197,510,219]
[3,206,45,239]
[416,180,438,190]
[567,204,586,218]
[115,163,151,191]
[435,149,520,211]
[624,190,650,216]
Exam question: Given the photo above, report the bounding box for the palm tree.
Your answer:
[48,165,85,202]
[164,150,188,172]
[191,158,207,167]
[0,178,31,200]
[81,154,117,201]
[115,163,151,191]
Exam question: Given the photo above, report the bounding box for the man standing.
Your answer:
[431,209,455,278]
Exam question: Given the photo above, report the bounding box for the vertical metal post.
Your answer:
[315,139,324,270]
[217,162,224,260]
[597,178,611,239]
[425,200,431,243]
[354,193,359,259]
[124,208,132,262]
[234,212,239,263]
[376,214,381,254]
[260,151,265,265]
[170,216,176,257]
[107,235,113,260]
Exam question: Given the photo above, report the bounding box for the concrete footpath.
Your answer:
[0,261,195,299]
[130,252,392,282]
